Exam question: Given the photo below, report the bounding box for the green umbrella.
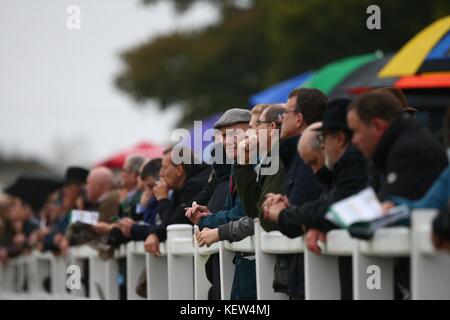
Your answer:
[302,52,382,95]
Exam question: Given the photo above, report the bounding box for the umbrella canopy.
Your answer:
[249,72,313,106]
[395,73,450,89]
[379,16,450,77]
[328,54,394,99]
[184,113,222,157]
[4,175,63,211]
[302,53,381,95]
[96,142,165,169]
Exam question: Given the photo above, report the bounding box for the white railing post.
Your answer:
[255,219,303,300]
[68,245,96,298]
[304,229,354,299]
[0,261,4,290]
[353,227,410,299]
[126,241,146,300]
[51,254,68,295]
[27,251,52,295]
[4,260,16,292]
[218,241,235,300]
[167,224,194,299]
[146,242,168,299]
[89,244,123,300]
[14,256,27,293]
[411,209,450,299]
[193,225,220,300]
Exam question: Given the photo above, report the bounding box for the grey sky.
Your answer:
[0,0,219,170]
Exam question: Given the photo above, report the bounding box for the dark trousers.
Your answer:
[205,253,221,300]
[338,256,353,300]
[230,253,256,300]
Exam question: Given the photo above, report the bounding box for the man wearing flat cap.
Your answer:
[186,107,258,299]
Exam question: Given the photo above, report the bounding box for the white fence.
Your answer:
[1,209,450,300]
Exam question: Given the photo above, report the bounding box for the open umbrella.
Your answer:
[96,142,165,169]
[301,53,382,95]
[379,15,450,78]
[249,72,313,106]
[328,54,394,99]
[4,175,63,211]
[184,113,222,158]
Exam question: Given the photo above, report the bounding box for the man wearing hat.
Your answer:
[42,166,89,254]
[186,107,257,299]
[263,99,369,299]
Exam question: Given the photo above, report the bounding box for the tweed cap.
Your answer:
[213,108,251,129]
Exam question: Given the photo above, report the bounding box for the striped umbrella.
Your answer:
[328,54,394,99]
[302,52,382,95]
[379,16,450,90]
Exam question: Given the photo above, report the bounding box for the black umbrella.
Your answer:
[4,175,63,211]
[328,54,396,100]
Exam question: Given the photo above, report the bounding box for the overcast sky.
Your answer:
[0,0,219,170]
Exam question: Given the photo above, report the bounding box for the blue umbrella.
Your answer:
[249,71,313,106]
[183,113,222,161]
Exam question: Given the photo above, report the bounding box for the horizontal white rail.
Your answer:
[2,209,450,300]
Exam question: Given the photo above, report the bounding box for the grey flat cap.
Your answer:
[213,108,251,129]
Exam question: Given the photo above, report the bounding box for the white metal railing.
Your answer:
[1,210,450,300]
[305,229,355,299]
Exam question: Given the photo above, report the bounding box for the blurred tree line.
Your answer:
[115,0,450,126]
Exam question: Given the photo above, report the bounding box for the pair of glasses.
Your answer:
[281,110,299,115]
[255,120,273,126]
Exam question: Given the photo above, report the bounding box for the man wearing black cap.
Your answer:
[42,166,89,254]
[264,99,369,299]
[264,99,368,234]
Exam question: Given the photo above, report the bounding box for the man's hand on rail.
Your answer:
[118,217,135,237]
[144,233,161,256]
[306,228,326,255]
[196,227,219,247]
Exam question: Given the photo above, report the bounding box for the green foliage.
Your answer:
[116,0,450,126]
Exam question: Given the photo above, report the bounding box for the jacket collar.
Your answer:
[332,144,363,179]
[280,135,300,169]
[372,114,411,171]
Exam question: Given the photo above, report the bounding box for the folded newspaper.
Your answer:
[325,187,410,239]
[70,209,99,225]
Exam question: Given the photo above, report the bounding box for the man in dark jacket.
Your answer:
[203,147,232,300]
[264,99,368,233]
[142,146,210,255]
[42,166,89,254]
[276,88,326,298]
[347,89,448,299]
[348,90,448,201]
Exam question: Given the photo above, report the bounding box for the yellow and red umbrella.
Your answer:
[379,15,450,89]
